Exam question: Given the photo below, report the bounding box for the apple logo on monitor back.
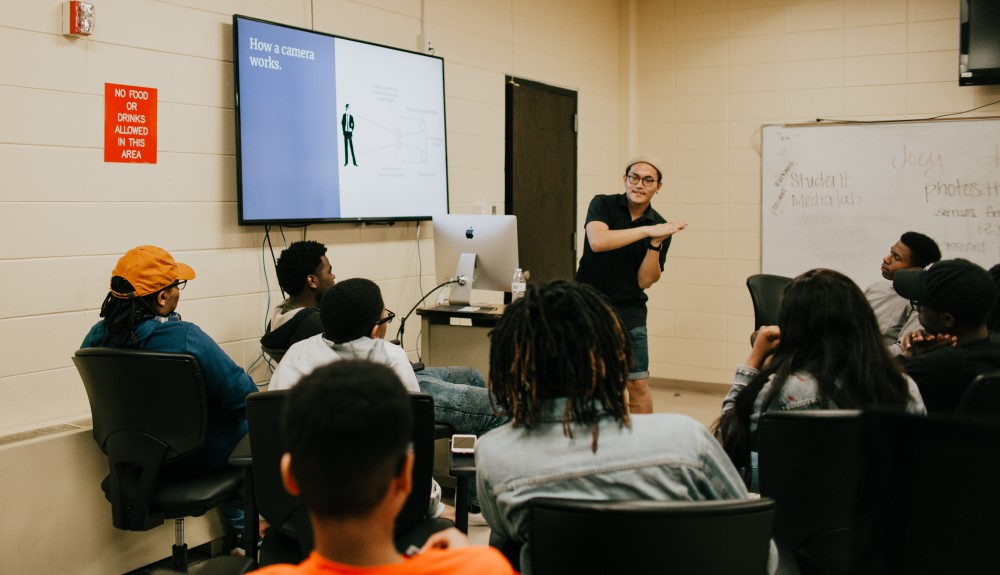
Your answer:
[465,226,474,239]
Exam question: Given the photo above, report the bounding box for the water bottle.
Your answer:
[511,268,526,300]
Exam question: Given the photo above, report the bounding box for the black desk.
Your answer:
[449,451,477,534]
[416,304,504,376]
[228,433,258,565]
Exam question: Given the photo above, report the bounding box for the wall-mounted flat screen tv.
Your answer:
[233,15,449,225]
[960,0,1000,86]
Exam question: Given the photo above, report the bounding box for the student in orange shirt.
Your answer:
[250,360,515,575]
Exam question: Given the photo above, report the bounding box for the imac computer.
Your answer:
[432,214,519,305]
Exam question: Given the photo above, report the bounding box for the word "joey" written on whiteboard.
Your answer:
[761,119,1000,289]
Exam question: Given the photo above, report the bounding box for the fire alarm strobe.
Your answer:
[63,1,95,37]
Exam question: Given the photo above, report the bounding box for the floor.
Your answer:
[457,382,727,546]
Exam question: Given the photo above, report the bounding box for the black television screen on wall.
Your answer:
[233,15,449,225]
[960,0,1000,86]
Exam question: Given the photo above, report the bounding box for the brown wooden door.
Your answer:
[506,77,577,284]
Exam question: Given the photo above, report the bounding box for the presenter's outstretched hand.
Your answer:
[648,221,688,244]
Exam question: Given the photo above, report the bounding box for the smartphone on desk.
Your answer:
[450,434,478,455]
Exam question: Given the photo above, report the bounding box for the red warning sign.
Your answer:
[104,83,157,164]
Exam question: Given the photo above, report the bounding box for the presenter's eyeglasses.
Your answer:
[627,174,658,188]
[374,309,396,328]
[170,280,187,290]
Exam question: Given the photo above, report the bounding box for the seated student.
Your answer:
[476,280,769,574]
[264,245,503,438]
[893,259,1000,414]
[715,269,926,489]
[261,240,335,351]
[268,278,420,393]
[863,231,941,351]
[81,245,257,476]
[251,360,514,575]
[269,278,506,513]
[80,246,256,543]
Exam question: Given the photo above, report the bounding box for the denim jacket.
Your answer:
[475,397,767,574]
[722,364,927,438]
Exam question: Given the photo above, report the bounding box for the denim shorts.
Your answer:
[627,325,649,380]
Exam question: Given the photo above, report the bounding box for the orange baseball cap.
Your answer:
[110,245,196,299]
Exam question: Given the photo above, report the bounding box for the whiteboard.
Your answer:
[761,119,1000,289]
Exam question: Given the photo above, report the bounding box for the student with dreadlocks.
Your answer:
[714,269,926,490]
[81,245,257,477]
[475,280,764,574]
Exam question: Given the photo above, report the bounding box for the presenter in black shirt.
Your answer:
[576,155,687,413]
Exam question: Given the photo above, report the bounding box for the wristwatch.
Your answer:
[647,238,662,252]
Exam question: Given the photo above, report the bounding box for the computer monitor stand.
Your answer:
[450,252,477,305]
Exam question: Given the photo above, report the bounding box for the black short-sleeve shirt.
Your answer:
[576,193,670,329]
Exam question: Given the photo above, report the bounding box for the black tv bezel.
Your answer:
[233,14,450,226]
[959,0,1000,86]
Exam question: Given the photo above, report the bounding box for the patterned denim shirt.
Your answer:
[475,397,771,574]
[723,364,927,438]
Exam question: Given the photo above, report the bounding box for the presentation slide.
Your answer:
[335,39,448,218]
[236,18,340,221]
[234,16,449,225]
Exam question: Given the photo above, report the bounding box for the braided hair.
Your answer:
[489,279,631,453]
[97,276,160,347]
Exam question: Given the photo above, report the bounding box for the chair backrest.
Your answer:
[529,497,775,575]
[73,347,210,530]
[746,274,792,329]
[396,392,437,534]
[757,410,862,575]
[245,390,313,557]
[245,389,439,561]
[853,410,1000,574]
[954,370,1000,421]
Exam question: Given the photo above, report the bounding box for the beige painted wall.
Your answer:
[632,0,999,384]
[0,428,224,575]
[0,0,620,438]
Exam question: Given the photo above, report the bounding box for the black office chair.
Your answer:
[246,390,452,567]
[757,410,862,575]
[853,410,1000,574]
[746,274,793,330]
[73,347,251,573]
[954,371,1000,421]
[528,497,775,575]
